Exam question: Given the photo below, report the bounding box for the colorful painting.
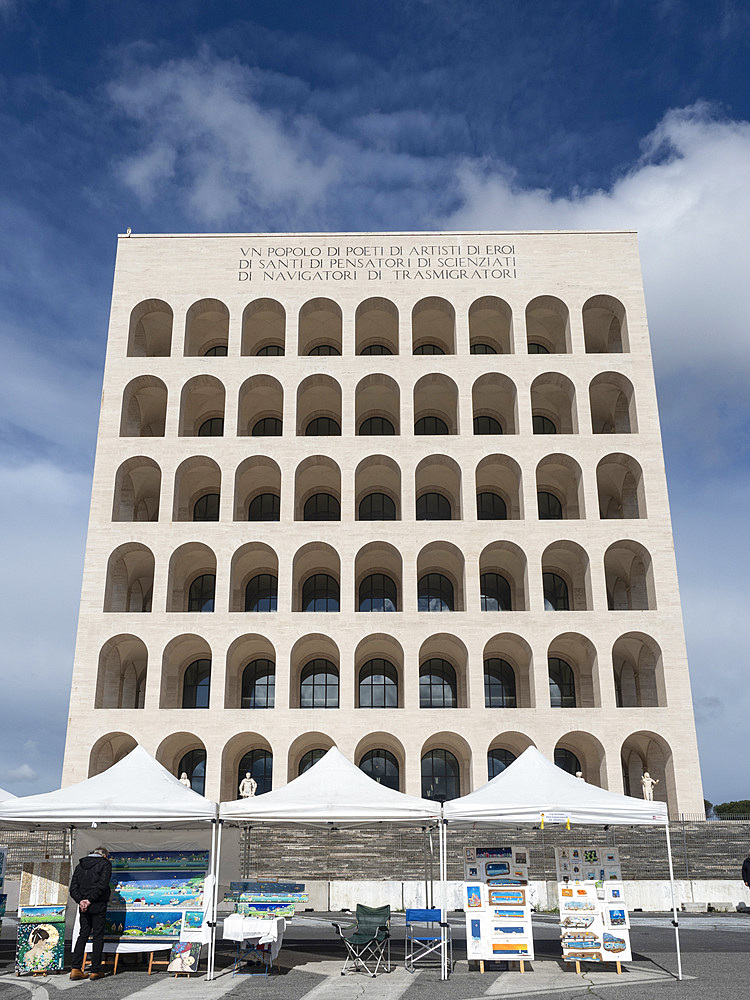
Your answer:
[104,909,183,941]
[110,870,206,909]
[492,941,531,955]
[485,862,510,876]
[514,851,527,865]
[0,894,7,917]
[16,905,66,974]
[476,847,513,859]
[109,850,209,871]
[167,941,201,973]
[489,889,525,906]
[183,910,204,930]
[230,880,303,894]
[466,886,482,908]
[606,883,624,901]
[493,908,525,919]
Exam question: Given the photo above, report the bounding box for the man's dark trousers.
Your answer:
[71,911,106,971]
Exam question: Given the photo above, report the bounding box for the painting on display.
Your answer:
[16,905,66,975]
[19,860,71,906]
[463,877,534,963]
[224,880,308,919]
[104,909,184,942]
[555,849,632,965]
[0,846,7,887]
[167,941,202,973]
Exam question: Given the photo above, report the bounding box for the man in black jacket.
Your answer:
[743,850,750,891]
[69,847,112,980]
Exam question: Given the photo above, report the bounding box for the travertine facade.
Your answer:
[62,230,705,815]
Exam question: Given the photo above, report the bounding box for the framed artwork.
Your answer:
[167,941,202,973]
[16,905,66,975]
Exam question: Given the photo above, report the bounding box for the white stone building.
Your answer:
[62,230,705,815]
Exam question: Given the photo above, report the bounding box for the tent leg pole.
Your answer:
[207,819,217,980]
[665,823,682,981]
[422,827,429,908]
[210,820,224,981]
[440,819,448,981]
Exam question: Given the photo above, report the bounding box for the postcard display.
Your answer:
[15,860,71,976]
[555,847,632,969]
[463,846,534,969]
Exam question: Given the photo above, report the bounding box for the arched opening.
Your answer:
[120,376,167,437]
[160,634,211,708]
[296,374,342,435]
[178,375,225,436]
[242,298,285,356]
[112,457,161,522]
[95,635,148,709]
[298,297,342,355]
[419,634,468,708]
[525,295,570,353]
[582,295,628,353]
[597,454,645,519]
[413,374,458,434]
[355,634,404,710]
[415,455,462,520]
[355,541,402,612]
[475,455,523,520]
[88,733,138,777]
[483,634,534,708]
[166,542,217,612]
[292,543,340,613]
[221,733,274,801]
[612,632,666,707]
[359,749,399,789]
[556,732,607,787]
[172,456,221,522]
[468,296,512,354]
[127,299,173,357]
[487,734,534,779]
[548,633,600,708]
[356,298,399,355]
[479,541,528,611]
[531,373,577,434]
[355,455,401,521]
[294,455,341,521]
[104,543,154,613]
[355,373,400,435]
[229,542,279,613]
[412,297,455,354]
[621,731,674,810]
[541,541,591,610]
[420,732,471,800]
[182,658,211,708]
[234,456,281,522]
[184,298,229,356]
[287,731,336,778]
[604,541,656,610]
[237,375,284,437]
[417,541,464,611]
[224,634,276,709]
[156,733,207,795]
[472,373,517,434]
[535,454,584,519]
[589,372,637,433]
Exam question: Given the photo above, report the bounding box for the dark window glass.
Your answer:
[414,415,449,435]
[414,344,445,355]
[359,659,399,708]
[538,491,563,519]
[543,572,569,610]
[488,748,516,779]
[237,749,273,795]
[484,659,517,707]
[359,749,399,789]
[300,658,339,707]
[188,574,215,612]
[555,748,581,774]
[248,493,280,521]
[241,659,275,708]
[178,749,206,796]
[359,416,395,435]
[528,342,550,354]
[257,345,285,356]
[419,658,457,708]
[418,573,454,612]
[480,573,512,611]
[473,415,503,434]
[252,417,282,436]
[533,415,557,434]
[303,493,340,521]
[360,344,393,355]
[358,493,397,520]
[470,343,497,355]
[421,749,459,801]
[182,658,211,709]
[198,417,224,436]
[358,573,398,612]
[299,748,326,774]
[305,416,341,436]
[193,493,220,521]
[244,573,278,612]
[416,492,451,520]
[301,573,340,612]
[204,345,228,356]
[549,657,576,707]
[308,344,341,356]
[477,492,507,520]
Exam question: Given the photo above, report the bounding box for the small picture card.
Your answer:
[605,906,629,928]
[605,882,625,902]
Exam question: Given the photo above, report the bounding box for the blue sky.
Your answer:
[1,0,749,805]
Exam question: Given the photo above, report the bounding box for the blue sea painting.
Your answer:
[104,909,183,941]
[109,851,209,872]
[110,871,206,908]
[183,910,204,930]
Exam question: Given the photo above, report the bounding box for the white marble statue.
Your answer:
[179,771,191,788]
[239,773,258,798]
[641,771,659,800]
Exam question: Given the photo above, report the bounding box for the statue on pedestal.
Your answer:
[179,772,191,788]
[239,773,258,798]
[641,771,659,800]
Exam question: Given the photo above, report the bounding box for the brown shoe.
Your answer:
[69,969,89,980]
[89,972,106,980]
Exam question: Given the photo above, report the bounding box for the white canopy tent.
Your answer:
[442,747,681,980]
[0,786,16,801]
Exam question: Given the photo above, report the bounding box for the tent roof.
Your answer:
[0,785,16,801]
[0,746,217,829]
[220,747,440,827]
[443,747,668,827]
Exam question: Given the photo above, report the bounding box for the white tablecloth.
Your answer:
[222,915,286,961]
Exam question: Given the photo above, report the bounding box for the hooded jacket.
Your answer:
[742,856,750,884]
[69,854,112,915]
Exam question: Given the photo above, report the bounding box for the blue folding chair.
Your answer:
[404,908,451,973]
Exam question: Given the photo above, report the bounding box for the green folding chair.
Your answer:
[332,903,391,976]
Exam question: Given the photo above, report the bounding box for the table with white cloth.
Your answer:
[222,914,286,975]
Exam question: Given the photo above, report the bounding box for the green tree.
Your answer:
[714,800,750,818]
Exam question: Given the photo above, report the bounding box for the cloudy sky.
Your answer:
[1,0,748,805]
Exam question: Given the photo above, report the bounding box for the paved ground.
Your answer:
[1,912,748,1000]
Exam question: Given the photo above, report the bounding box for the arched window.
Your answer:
[421,749,459,800]
[538,492,563,519]
[470,343,497,355]
[198,417,224,436]
[188,574,215,612]
[359,749,399,790]
[359,659,399,707]
[528,342,550,354]
[257,344,284,356]
[555,748,581,774]
[543,572,569,610]
[480,573,512,611]
[418,573,454,612]
[358,574,398,612]
[549,657,576,707]
[419,659,457,708]
[308,344,341,356]
[484,658,517,707]
[303,493,341,521]
[473,416,503,435]
[248,493,280,521]
[359,493,397,520]
[182,659,211,708]
[305,416,341,436]
[300,659,339,707]
[237,749,273,795]
[178,749,206,796]
[361,344,392,355]
[244,574,278,612]
[414,344,444,355]
[204,345,228,356]
[301,574,340,612]
[193,493,220,521]
[477,492,507,520]
[488,748,516,779]
[415,415,449,435]
[299,748,326,774]
[252,417,282,436]
[241,659,275,708]
[359,416,395,435]
[533,415,557,434]
[416,492,451,520]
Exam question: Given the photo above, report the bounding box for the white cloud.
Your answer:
[2,763,39,784]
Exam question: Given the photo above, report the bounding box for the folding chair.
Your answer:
[332,904,391,976]
[404,908,452,973]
